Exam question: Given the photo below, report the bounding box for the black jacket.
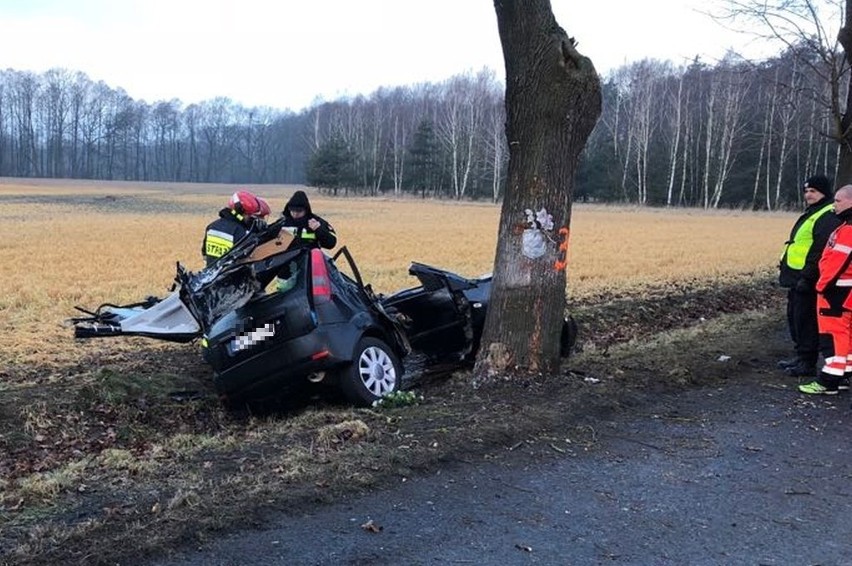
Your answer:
[202,208,252,266]
[280,191,337,250]
[779,197,841,288]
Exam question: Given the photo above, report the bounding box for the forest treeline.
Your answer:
[0,45,842,209]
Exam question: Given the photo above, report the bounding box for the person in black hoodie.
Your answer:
[280,190,337,250]
[778,175,842,377]
[274,190,337,293]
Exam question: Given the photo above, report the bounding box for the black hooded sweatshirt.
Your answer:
[280,190,337,250]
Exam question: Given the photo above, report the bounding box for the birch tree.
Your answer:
[709,61,750,208]
[665,66,685,206]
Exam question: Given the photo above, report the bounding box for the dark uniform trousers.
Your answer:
[787,287,819,366]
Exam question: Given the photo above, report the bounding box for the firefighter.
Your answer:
[778,175,841,378]
[280,190,337,250]
[202,190,270,266]
[800,185,852,395]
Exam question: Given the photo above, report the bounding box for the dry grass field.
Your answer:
[0,178,794,565]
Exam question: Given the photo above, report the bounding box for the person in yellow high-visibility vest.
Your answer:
[778,175,841,377]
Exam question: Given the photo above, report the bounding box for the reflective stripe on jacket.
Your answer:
[202,209,249,266]
[279,217,337,250]
[281,226,317,241]
[205,229,237,260]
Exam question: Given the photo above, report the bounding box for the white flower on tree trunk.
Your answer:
[524,207,554,231]
[522,207,555,259]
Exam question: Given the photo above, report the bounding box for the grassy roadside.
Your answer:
[0,276,784,565]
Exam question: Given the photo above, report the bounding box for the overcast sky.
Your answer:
[0,0,776,111]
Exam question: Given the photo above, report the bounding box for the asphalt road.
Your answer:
[151,374,852,566]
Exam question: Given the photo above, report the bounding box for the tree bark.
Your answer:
[474,0,601,381]
[837,0,852,183]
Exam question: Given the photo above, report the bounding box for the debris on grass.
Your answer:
[372,390,423,409]
[316,420,370,448]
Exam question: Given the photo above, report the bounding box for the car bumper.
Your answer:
[208,324,360,401]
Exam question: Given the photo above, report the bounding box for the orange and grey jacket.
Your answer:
[816,209,852,311]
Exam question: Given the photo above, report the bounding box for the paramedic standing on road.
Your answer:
[799,185,852,395]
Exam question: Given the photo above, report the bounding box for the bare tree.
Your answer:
[474,0,601,380]
[601,69,634,201]
[8,71,40,176]
[436,73,485,199]
[752,67,777,209]
[720,0,852,183]
[626,61,659,204]
[388,88,412,196]
[709,61,750,208]
[836,0,852,181]
[769,61,800,205]
[366,98,388,195]
[665,65,686,206]
[484,93,507,202]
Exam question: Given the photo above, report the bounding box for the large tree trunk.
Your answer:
[837,0,852,184]
[473,0,601,381]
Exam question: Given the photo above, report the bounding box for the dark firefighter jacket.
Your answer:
[202,208,252,266]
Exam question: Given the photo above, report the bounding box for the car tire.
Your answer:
[340,337,401,406]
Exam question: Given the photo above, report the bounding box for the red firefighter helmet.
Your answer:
[228,191,270,219]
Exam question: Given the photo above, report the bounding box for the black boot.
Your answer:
[784,361,817,378]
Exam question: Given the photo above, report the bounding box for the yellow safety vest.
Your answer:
[204,211,246,260]
[281,226,318,241]
[782,203,834,269]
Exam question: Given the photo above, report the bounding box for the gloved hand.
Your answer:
[795,279,814,293]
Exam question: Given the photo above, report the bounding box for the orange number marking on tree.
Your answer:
[554,227,570,271]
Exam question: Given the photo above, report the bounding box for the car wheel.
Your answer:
[340,337,401,406]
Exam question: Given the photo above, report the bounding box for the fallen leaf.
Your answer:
[361,519,383,533]
[6,498,23,511]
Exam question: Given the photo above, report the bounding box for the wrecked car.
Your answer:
[71,218,576,407]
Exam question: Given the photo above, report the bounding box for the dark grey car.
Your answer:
[72,219,575,407]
